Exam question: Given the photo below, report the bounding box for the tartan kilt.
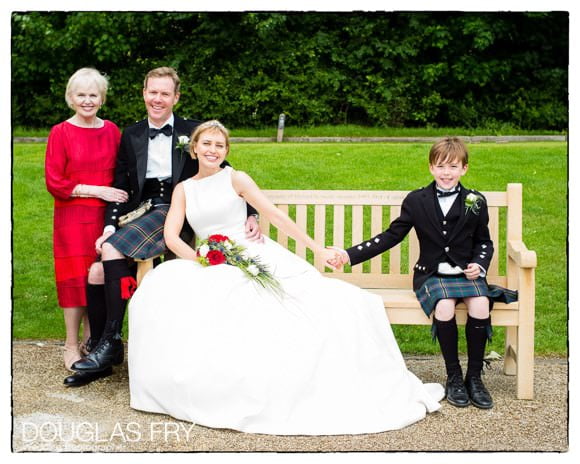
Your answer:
[415,275,518,318]
[105,205,170,259]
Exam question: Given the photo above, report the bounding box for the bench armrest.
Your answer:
[507,240,537,268]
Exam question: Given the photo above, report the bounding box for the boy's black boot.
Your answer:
[435,317,469,407]
[465,315,494,409]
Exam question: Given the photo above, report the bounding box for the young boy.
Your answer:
[332,137,516,409]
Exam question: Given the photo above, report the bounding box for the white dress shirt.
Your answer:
[436,186,485,277]
[146,114,174,180]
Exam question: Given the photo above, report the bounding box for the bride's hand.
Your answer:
[317,247,341,270]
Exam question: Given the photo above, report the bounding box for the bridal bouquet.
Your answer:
[196,234,283,296]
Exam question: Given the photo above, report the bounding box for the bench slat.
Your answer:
[389,205,401,274]
[351,205,363,274]
[295,205,307,259]
[370,205,383,273]
[333,205,345,274]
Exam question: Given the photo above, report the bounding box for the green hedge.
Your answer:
[12,11,568,130]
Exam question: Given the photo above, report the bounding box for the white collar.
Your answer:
[148,114,175,129]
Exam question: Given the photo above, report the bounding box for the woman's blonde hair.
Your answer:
[190,120,230,159]
[65,68,109,108]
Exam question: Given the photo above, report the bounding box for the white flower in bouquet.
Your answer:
[198,244,210,257]
[247,264,260,276]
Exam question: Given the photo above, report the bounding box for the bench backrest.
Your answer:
[262,183,523,290]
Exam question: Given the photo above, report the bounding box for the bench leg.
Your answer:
[514,267,535,400]
[136,258,154,286]
[503,326,518,376]
[516,323,535,400]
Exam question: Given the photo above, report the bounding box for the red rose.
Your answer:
[209,234,229,243]
[207,250,226,265]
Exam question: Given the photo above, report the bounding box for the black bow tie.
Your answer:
[436,187,460,197]
[149,124,173,139]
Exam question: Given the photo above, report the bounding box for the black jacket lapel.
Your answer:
[172,116,188,185]
[419,181,444,237]
[448,183,469,242]
[134,121,149,197]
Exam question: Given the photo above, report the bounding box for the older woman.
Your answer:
[45,68,127,373]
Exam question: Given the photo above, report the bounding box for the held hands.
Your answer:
[245,215,264,243]
[463,263,481,280]
[323,246,350,270]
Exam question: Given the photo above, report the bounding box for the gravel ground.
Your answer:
[11,340,568,453]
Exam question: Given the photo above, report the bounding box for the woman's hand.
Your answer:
[95,186,129,203]
[72,184,128,202]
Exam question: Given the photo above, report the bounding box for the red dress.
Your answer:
[45,120,121,307]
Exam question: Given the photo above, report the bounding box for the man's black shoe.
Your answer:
[71,338,124,373]
[63,367,113,387]
[445,373,470,407]
[465,375,494,409]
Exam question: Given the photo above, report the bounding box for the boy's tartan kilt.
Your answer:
[105,205,170,259]
[415,275,518,318]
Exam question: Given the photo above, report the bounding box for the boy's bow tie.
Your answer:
[436,187,460,197]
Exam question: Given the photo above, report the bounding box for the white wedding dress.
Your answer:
[129,167,444,435]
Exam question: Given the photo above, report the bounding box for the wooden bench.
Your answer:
[259,183,536,400]
[136,183,536,399]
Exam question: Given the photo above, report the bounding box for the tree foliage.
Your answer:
[11,11,568,130]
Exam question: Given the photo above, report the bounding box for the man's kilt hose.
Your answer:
[105,205,170,259]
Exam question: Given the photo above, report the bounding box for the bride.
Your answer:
[128,120,444,435]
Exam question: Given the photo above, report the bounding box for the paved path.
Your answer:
[12,341,568,452]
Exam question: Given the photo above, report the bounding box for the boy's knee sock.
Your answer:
[102,259,136,339]
[85,283,106,342]
[465,315,491,378]
[434,316,461,376]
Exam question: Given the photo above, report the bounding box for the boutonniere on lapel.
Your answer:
[465,192,483,215]
[175,135,190,157]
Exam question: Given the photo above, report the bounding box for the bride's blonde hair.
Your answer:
[190,120,230,159]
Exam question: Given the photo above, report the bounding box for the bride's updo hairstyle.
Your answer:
[189,120,230,159]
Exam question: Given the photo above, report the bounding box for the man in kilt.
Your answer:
[331,137,517,409]
[65,67,260,387]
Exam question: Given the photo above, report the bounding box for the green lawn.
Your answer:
[12,141,567,356]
